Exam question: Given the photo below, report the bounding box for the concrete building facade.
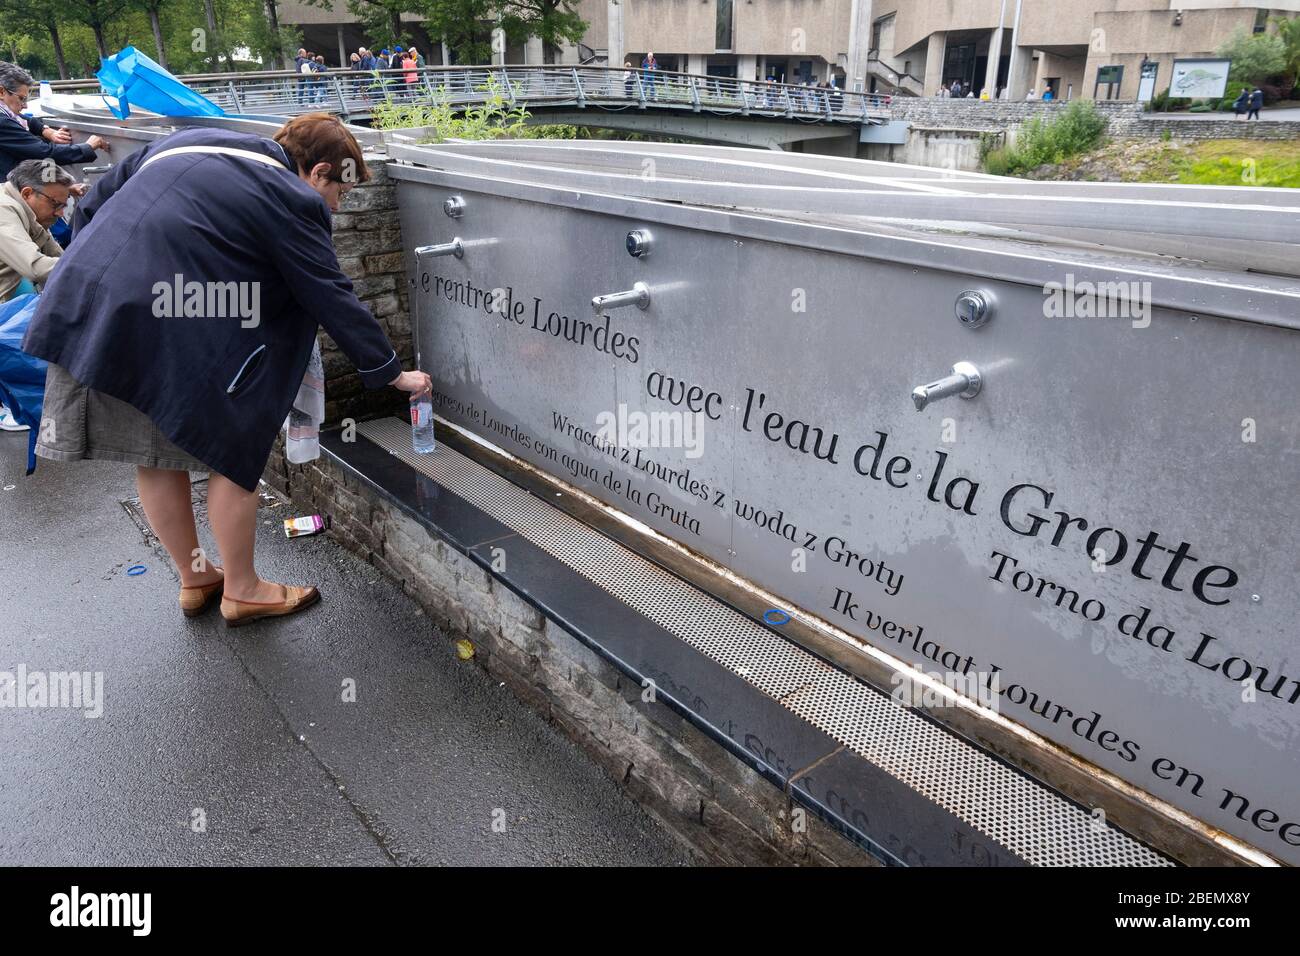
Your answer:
[586,0,1300,99]
[275,0,589,68]
[273,1,1300,102]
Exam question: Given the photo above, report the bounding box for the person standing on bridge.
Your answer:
[22,113,432,626]
[401,50,418,99]
[358,48,379,100]
[641,52,659,100]
[294,48,310,106]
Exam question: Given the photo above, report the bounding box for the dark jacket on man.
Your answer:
[0,113,96,180]
[22,126,400,490]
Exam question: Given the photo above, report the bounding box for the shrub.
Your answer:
[977,131,1005,165]
[1217,28,1287,88]
[984,100,1108,174]
[982,146,1013,177]
[370,77,530,141]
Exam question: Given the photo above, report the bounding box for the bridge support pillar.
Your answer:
[525,36,544,65]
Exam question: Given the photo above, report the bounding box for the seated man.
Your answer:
[0,158,70,301]
[0,158,70,431]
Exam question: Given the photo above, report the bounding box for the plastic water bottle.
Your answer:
[411,396,435,453]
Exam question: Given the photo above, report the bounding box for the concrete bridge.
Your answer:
[47,65,893,151]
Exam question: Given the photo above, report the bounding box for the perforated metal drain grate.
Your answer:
[357,418,1172,867]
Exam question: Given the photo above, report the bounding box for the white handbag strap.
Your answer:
[140,143,290,172]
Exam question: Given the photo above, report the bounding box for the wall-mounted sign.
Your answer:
[1137,61,1159,103]
[1094,64,1123,100]
[1169,58,1231,98]
[398,175,1300,865]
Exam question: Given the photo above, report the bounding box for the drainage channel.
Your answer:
[355,416,1172,867]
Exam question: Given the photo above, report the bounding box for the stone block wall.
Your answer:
[890,98,1144,131]
[263,154,414,502]
[323,157,415,426]
[890,97,1300,142]
[1120,117,1300,140]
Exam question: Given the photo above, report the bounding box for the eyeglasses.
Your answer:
[33,190,67,212]
[3,88,29,104]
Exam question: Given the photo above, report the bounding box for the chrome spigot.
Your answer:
[414,238,464,259]
[591,281,650,313]
[912,361,982,411]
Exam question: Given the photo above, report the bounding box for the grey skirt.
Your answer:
[36,362,212,472]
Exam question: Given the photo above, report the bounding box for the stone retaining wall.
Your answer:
[323,158,414,425]
[891,98,1300,142]
[263,155,412,501]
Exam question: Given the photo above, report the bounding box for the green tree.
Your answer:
[132,0,174,68]
[421,0,493,63]
[58,0,135,59]
[1273,15,1300,87]
[335,0,413,50]
[496,0,585,53]
[421,0,587,63]
[1217,27,1286,87]
[0,0,71,77]
[254,0,294,69]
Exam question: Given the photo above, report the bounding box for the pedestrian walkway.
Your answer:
[1156,105,1300,121]
[0,433,690,866]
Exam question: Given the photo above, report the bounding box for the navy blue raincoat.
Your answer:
[21,126,401,490]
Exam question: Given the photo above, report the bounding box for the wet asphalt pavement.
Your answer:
[0,431,691,866]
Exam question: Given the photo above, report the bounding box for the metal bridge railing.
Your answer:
[47,65,892,125]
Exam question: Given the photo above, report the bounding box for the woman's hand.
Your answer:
[389,369,432,398]
[86,135,111,152]
[46,126,73,145]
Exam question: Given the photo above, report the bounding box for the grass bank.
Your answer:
[1018,138,1300,188]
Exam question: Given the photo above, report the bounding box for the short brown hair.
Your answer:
[274,112,371,184]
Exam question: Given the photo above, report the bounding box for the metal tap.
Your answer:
[912,361,982,411]
[591,281,650,313]
[414,238,464,259]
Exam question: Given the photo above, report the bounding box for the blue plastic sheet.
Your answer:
[96,46,226,120]
[0,293,45,474]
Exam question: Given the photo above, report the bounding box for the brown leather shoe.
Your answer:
[180,576,225,618]
[220,584,321,628]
